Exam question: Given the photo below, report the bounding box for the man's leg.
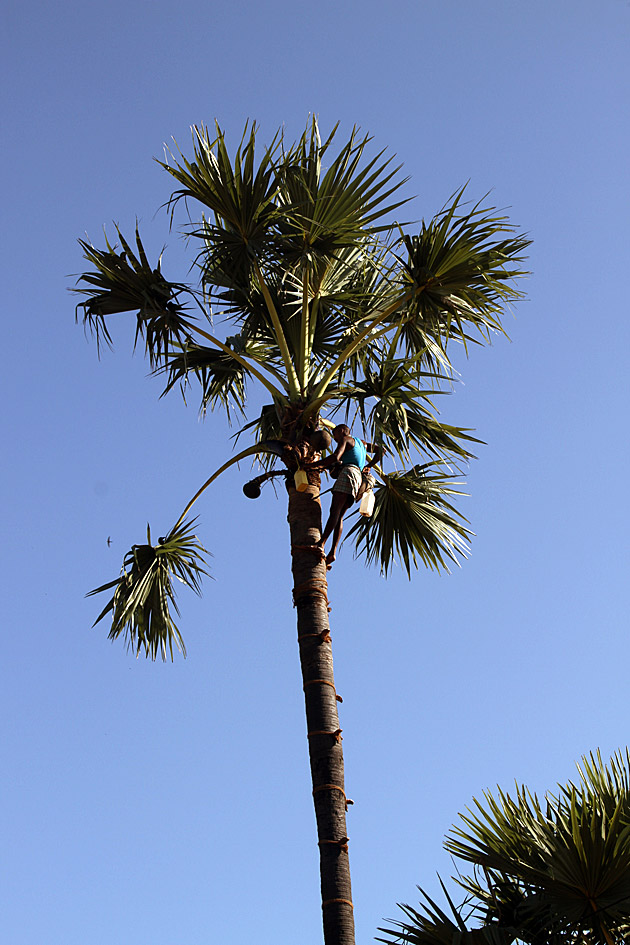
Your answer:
[324,493,352,569]
[320,491,347,545]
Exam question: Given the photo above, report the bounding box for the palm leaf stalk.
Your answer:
[76,117,530,945]
[379,751,630,945]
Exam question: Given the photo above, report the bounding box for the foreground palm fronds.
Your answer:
[379,750,630,945]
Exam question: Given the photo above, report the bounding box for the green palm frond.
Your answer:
[351,357,480,464]
[347,465,471,577]
[219,242,384,374]
[378,882,515,945]
[161,122,282,269]
[572,748,630,821]
[87,519,210,661]
[393,189,531,364]
[231,275,302,362]
[159,333,277,420]
[445,752,630,945]
[275,118,408,262]
[406,416,481,465]
[75,225,194,366]
[160,342,246,419]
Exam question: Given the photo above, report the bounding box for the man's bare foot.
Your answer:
[326,551,336,570]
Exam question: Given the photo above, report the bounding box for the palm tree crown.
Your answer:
[75,117,530,658]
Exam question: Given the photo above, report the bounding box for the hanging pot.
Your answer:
[243,480,262,499]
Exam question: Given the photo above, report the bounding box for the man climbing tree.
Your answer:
[307,424,382,569]
[74,117,530,945]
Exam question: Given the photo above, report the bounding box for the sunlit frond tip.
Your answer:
[87,519,210,661]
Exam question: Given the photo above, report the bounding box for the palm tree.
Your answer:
[75,118,530,945]
[378,750,630,945]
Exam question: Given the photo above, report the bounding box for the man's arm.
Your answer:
[363,441,384,469]
[306,435,350,470]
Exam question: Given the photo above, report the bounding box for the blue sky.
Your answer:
[2,1,630,943]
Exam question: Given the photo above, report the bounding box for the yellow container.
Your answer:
[294,468,309,492]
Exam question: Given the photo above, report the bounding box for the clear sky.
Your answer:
[2,1,629,943]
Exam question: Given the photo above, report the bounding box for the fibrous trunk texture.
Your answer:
[288,479,355,945]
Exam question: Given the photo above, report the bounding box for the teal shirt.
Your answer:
[341,437,367,470]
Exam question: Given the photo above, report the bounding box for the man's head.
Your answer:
[332,424,350,443]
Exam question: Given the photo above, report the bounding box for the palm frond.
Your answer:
[74,225,195,366]
[160,122,283,283]
[393,189,531,363]
[573,748,630,821]
[162,121,281,233]
[347,465,471,576]
[351,357,481,464]
[159,334,276,420]
[446,752,630,945]
[215,242,383,377]
[377,882,515,945]
[87,519,210,661]
[275,117,409,262]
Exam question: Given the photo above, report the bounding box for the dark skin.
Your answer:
[306,424,382,569]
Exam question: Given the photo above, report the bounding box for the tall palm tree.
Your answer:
[75,118,530,945]
[378,750,630,945]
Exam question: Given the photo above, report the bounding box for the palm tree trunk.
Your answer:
[288,477,355,945]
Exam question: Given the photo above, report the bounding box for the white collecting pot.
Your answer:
[359,490,375,517]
